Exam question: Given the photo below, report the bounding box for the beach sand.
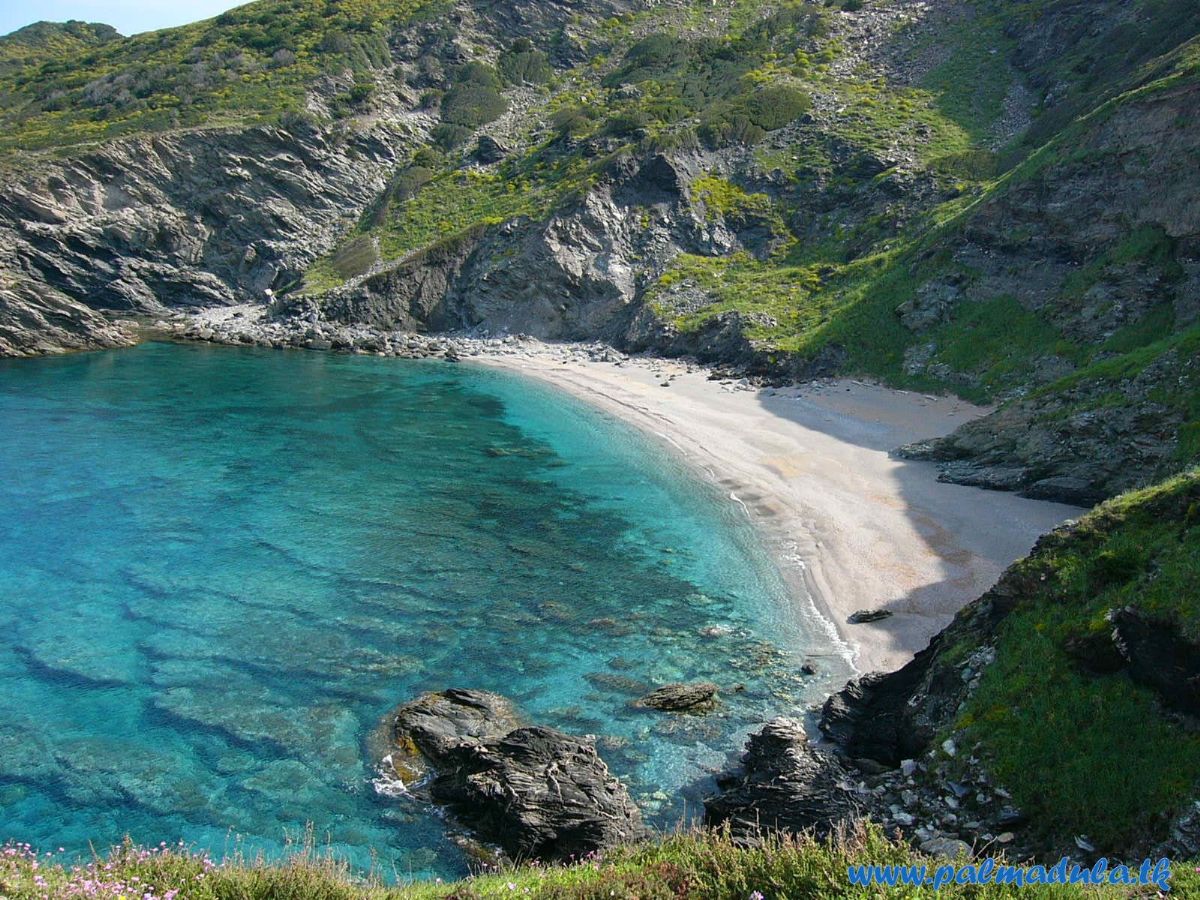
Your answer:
[474,346,1081,675]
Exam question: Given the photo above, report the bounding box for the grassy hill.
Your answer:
[0,0,441,151]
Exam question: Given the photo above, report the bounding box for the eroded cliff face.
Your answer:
[290,152,740,341]
[0,274,135,357]
[896,78,1200,504]
[0,116,415,354]
[1,0,1196,509]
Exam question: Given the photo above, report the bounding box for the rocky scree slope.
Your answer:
[0,0,1198,504]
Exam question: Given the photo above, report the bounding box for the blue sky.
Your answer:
[0,1,243,37]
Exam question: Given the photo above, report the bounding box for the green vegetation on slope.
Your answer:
[0,21,120,74]
[956,468,1200,850]
[303,0,839,284]
[3,825,1188,899]
[0,0,445,151]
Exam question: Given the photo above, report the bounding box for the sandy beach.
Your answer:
[474,344,1081,675]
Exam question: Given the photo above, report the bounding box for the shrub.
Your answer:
[699,113,765,147]
[432,122,473,149]
[601,109,649,138]
[551,106,593,138]
[1088,548,1143,592]
[346,79,375,107]
[738,84,812,130]
[499,40,552,85]
[604,32,690,85]
[441,62,507,127]
[279,108,320,132]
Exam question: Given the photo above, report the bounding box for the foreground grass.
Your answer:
[5,824,1188,899]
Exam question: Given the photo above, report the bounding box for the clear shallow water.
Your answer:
[0,342,848,880]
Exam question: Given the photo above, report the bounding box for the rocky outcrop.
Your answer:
[896,344,1197,506]
[895,78,1200,504]
[707,474,1200,862]
[0,272,135,356]
[384,689,646,862]
[305,152,733,342]
[704,717,863,840]
[1109,606,1200,717]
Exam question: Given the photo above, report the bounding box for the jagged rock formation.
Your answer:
[0,274,135,356]
[0,118,412,321]
[384,689,647,862]
[705,717,863,840]
[895,76,1200,505]
[634,681,719,712]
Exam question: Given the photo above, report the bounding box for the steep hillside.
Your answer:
[0,0,1197,503]
[711,467,1200,862]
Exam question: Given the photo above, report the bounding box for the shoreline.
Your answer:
[149,309,1081,675]
[467,342,1081,675]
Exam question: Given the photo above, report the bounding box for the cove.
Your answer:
[0,341,849,880]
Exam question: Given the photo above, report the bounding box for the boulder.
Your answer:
[387,689,646,862]
[393,688,521,760]
[705,717,864,840]
[474,135,511,164]
[848,609,893,624]
[1110,606,1200,716]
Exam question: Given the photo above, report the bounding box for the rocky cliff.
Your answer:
[0,116,414,354]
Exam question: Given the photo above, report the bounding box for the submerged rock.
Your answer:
[386,689,646,862]
[635,681,719,712]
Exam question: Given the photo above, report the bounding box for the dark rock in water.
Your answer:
[393,688,521,760]
[430,725,647,861]
[848,608,893,624]
[1110,606,1200,716]
[635,681,718,712]
[388,689,646,862]
[585,671,651,696]
[705,717,863,840]
[800,662,818,676]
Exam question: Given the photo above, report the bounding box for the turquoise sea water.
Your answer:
[0,342,848,880]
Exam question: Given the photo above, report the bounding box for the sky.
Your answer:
[0,1,244,38]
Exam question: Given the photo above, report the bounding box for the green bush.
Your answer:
[499,39,551,85]
[604,32,690,85]
[738,84,812,130]
[440,62,507,127]
[601,109,649,138]
[432,122,473,149]
[551,105,594,138]
[699,113,765,147]
[1087,548,1143,592]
